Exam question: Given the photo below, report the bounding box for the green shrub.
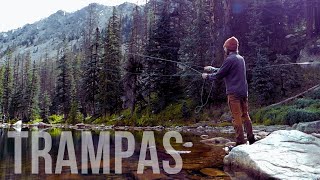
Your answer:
[29,118,43,124]
[251,106,294,125]
[136,115,155,126]
[263,118,273,126]
[309,88,320,99]
[295,98,320,109]
[48,115,64,124]
[285,108,320,125]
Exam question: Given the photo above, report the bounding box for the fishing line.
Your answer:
[126,52,203,74]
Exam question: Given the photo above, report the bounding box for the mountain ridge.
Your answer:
[0,2,137,62]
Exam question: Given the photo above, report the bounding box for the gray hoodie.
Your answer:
[209,52,248,97]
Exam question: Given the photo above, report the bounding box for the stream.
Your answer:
[0,127,237,180]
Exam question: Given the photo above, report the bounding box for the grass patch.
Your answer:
[48,115,64,124]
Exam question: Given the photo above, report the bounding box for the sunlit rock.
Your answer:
[224,130,320,179]
[295,120,320,133]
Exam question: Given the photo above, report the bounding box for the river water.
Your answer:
[0,127,238,179]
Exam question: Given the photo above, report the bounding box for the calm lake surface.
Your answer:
[0,127,235,179]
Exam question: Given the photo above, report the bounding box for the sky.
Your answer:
[0,0,145,32]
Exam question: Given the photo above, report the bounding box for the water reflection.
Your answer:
[0,128,232,179]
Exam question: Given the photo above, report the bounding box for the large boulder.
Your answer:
[224,130,320,180]
[295,120,320,133]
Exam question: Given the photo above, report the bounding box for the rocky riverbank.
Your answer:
[224,121,320,180]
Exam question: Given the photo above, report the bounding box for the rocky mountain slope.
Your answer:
[0,2,136,62]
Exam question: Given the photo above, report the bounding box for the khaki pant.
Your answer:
[228,94,254,145]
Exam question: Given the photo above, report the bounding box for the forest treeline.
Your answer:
[1,0,320,125]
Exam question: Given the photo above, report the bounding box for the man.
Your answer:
[202,36,255,146]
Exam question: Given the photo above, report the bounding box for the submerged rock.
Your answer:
[224,130,320,179]
[200,168,228,177]
[295,120,320,133]
[32,122,51,128]
[200,135,209,139]
[132,170,168,180]
[200,137,231,146]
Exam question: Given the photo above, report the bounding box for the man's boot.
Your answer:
[234,124,246,146]
[244,120,256,145]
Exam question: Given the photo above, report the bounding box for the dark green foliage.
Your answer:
[55,54,72,120]
[252,52,274,104]
[252,97,320,126]
[2,56,12,117]
[285,108,320,126]
[143,7,181,113]
[40,92,51,123]
[309,88,320,99]
[1,0,320,125]
[83,28,101,115]
[273,55,301,97]
[99,8,123,115]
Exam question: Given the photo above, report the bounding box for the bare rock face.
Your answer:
[295,120,320,133]
[224,130,320,180]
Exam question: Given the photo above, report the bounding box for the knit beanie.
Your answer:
[223,36,239,52]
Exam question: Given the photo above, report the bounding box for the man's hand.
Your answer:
[204,66,219,72]
[202,73,209,79]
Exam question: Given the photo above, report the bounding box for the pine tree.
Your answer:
[81,3,99,117]
[28,61,40,121]
[247,1,274,104]
[143,6,181,113]
[2,54,12,119]
[179,0,218,105]
[40,92,51,123]
[83,27,100,116]
[9,55,22,119]
[0,65,5,114]
[123,6,145,116]
[260,0,286,58]
[252,52,274,104]
[55,53,72,120]
[99,8,123,116]
[21,52,33,121]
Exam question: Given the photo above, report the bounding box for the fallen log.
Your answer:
[268,84,320,108]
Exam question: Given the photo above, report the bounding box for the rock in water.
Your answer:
[200,137,231,146]
[295,120,320,133]
[200,168,227,177]
[183,142,193,148]
[224,130,320,179]
[200,135,209,139]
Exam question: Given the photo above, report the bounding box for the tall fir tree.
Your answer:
[99,8,123,116]
[123,6,145,116]
[83,27,101,116]
[252,52,274,104]
[28,61,40,121]
[143,5,181,113]
[2,53,12,119]
[247,1,274,104]
[9,55,22,119]
[55,53,72,120]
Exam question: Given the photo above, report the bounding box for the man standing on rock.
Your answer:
[202,36,256,146]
